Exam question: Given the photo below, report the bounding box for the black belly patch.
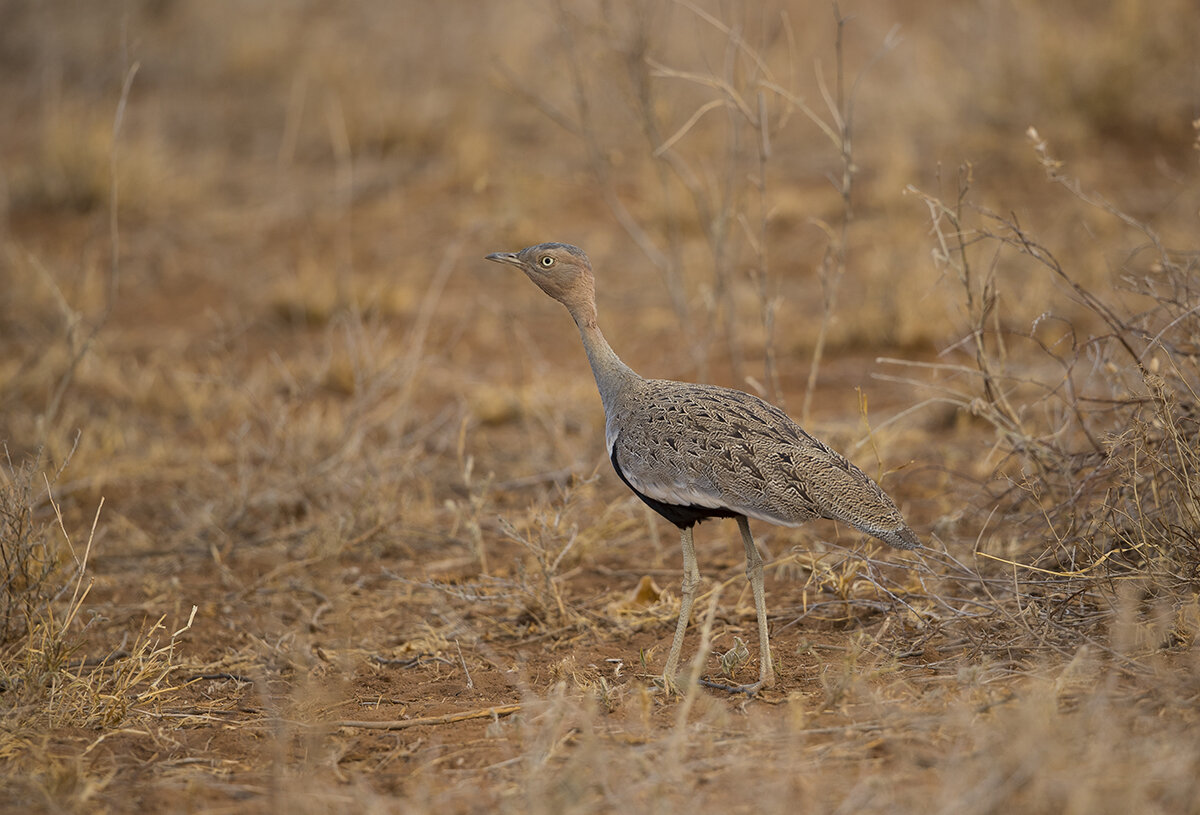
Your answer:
[610,447,741,529]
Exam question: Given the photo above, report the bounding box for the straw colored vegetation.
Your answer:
[2,1,1198,812]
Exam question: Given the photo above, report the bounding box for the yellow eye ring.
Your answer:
[540,256,555,267]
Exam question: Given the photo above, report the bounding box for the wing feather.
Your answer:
[606,380,918,547]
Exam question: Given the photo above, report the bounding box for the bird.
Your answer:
[486,242,921,693]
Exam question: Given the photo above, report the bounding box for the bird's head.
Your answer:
[485,242,597,323]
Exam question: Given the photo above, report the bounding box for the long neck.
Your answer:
[569,305,640,413]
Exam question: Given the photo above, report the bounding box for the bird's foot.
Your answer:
[653,672,682,696]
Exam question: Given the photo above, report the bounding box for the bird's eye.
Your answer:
[540,256,555,267]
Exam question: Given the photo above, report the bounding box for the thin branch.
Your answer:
[331,704,521,731]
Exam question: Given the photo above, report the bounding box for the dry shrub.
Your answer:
[0,454,62,644]
[0,460,196,725]
[896,130,1200,654]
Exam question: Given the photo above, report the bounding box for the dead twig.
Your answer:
[331,704,521,731]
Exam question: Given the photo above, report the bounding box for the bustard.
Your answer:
[486,242,920,693]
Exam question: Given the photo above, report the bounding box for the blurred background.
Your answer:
[1,2,1199,809]
[2,0,1195,432]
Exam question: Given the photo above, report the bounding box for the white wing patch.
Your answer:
[623,467,726,510]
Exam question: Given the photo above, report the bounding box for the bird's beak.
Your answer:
[485,252,521,266]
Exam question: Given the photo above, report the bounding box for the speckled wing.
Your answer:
[608,381,921,549]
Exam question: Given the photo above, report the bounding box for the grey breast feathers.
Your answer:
[609,381,920,549]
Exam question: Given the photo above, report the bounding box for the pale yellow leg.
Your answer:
[737,516,775,690]
[661,525,700,690]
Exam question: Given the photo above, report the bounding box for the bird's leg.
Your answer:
[661,525,700,692]
[737,516,775,691]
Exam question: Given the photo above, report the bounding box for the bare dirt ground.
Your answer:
[2,2,1199,813]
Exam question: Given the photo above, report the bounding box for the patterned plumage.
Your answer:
[486,242,920,692]
[608,380,920,549]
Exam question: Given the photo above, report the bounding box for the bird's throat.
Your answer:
[574,315,638,414]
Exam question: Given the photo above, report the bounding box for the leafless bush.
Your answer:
[0,454,60,644]
[889,131,1200,650]
[0,436,90,645]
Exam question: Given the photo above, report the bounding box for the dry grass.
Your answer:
[1,1,1199,812]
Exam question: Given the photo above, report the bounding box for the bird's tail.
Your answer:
[871,523,922,550]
